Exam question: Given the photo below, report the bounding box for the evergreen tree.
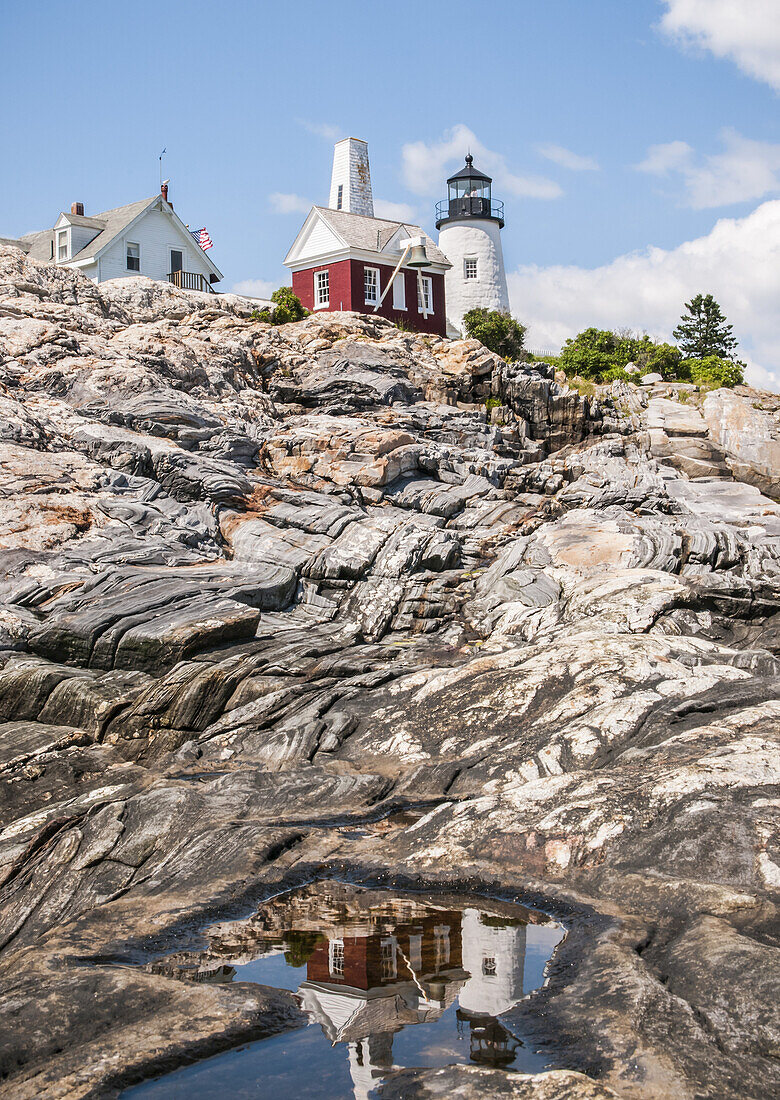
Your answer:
[673,294,739,360]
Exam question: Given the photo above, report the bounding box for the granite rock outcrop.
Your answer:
[0,245,777,1099]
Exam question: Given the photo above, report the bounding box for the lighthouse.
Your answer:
[436,155,509,337]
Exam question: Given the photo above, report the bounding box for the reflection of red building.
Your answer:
[306,910,463,990]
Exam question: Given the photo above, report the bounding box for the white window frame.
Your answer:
[380,937,397,980]
[464,257,478,280]
[336,184,344,210]
[364,266,380,306]
[126,242,140,272]
[392,273,406,310]
[56,229,69,262]
[417,275,433,317]
[329,938,344,977]
[314,269,330,309]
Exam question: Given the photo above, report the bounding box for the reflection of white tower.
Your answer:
[436,155,509,337]
[347,1034,394,1100]
[458,908,526,1017]
[329,137,374,216]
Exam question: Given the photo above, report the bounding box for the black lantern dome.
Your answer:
[435,155,504,229]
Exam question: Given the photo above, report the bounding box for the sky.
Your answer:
[3,0,779,386]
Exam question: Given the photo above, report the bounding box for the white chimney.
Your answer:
[329,137,374,217]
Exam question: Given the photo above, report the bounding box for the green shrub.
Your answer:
[676,356,745,388]
[463,308,527,362]
[559,328,682,383]
[600,365,634,384]
[250,286,307,326]
[485,395,502,410]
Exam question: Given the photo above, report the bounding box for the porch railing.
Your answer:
[167,270,216,294]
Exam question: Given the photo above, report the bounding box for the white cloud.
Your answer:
[636,130,780,208]
[636,139,693,175]
[269,192,313,214]
[374,199,417,222]
[402,124,563,200]
[230,278,276,300]
[536,144,599,171]
[659,0,780,90]
[299,120,342,140]
[508,199,780,390]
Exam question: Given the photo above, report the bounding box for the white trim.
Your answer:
[328,938,344,977]
[363,265,380,306]
[417,274,433,317]
[284,208,349,266]
[285,247,449,275]
[56,228,69,262]
[314,268,330,309]
[126,241,140,272]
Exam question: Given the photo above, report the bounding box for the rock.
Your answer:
[703,388,780,498]
[379,1066,621,1099]
[0,243,779,1100]
[641,372,664,384]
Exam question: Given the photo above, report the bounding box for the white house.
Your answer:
[9,184,222,291]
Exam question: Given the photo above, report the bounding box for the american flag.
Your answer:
[190,227,213,251]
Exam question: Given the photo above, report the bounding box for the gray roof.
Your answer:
[312,206,451,267]
[59,212,107,230]
[20,196,157,263]
[0,236,29,252]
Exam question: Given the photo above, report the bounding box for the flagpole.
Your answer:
[159,148,166,187]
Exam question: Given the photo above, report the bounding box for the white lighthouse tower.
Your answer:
[436,155,509,337]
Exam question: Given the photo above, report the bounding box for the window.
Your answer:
[364,266,379,305]
[337,184,344,210]
[417,275,433,315]
[126,243,140,272]
[314,269,330,308]
[392,273,406,310]
[329,939,344,977]
[57,230,68,262]
[482,956,497,976]
[434,925,450,970]
[380,937,397,980]
[464,257,478,280]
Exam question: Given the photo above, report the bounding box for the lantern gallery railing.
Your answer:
[435,197,505,228]
[167,270,217,293]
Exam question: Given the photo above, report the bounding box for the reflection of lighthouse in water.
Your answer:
[459,908,526,1018]
[298,906,529,1100]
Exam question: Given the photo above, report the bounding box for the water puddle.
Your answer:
[123,880,565,1100]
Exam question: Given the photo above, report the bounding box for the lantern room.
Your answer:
[436,155,504,228]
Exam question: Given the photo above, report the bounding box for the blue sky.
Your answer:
[4,0,780,384]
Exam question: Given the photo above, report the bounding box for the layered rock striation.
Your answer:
[0,245,777,1099]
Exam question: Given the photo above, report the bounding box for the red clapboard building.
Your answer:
[284,206,451,336]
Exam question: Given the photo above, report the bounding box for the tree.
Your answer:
[251,286,307,326]
[462,308,527,362]
[673,294,739,360]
